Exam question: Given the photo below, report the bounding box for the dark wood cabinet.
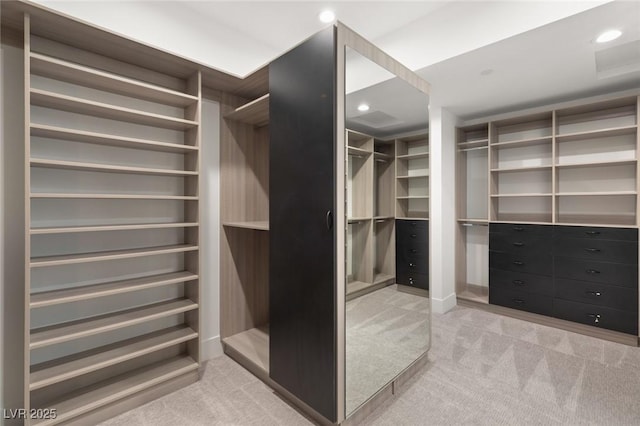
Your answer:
[396,219,429,289]
[489,223,638,335]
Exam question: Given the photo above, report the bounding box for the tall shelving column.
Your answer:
[25,15,201,424]
[395,133,429,219]
[219,91,270,376]
[455,124,489,303]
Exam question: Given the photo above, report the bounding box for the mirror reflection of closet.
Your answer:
[344,46,431,415]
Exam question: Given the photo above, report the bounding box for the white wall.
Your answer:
[200,98,222,360]
[1,36,26,421]
[429,100,459,314]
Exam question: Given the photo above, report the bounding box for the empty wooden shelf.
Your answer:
[224,94,269,127]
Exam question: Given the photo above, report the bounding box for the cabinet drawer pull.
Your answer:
[411,222,417,226]
[410,249,418,254]
[513,242,525,247]
[512,299,525,305]
[585,231,601,236]
[585,291,602,297]
[584,248,601,253]
[409,263,416,268]
[587,313,601,323]
[586,269,601,275]
[513,226,524,232]
[411,234,417,238]
[513,261,524,266]
[512,280,525,286]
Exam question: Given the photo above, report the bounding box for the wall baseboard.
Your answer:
[202,336,223,361]
[431,292,457,314]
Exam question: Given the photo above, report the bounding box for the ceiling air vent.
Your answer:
[595,40,640,79]
[349,111,404,129]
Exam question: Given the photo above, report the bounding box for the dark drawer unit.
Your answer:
[554,257,637,288]
[554,225,638,242]
[553,238,638,264]
[396,270,428,290]
[555,278,638,313]
[490,251,553,276]
[490,223,553,237]
[490,233,553,256]
[489,268,554,296]
[396,219,428,290]
[553,299,638,335]
[489,223,639,336]
[489,286,553,316]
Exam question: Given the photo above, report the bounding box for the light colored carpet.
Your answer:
[346,285,429,414]
[100,304,640,425]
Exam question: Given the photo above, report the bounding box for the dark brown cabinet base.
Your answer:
[489,223,638,336]
[396,219,428,290]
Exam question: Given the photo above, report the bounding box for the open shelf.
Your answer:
[30,299,198,349]
[555,158,636,168]
[224,94,269,127]
[457,283,489,304]
[493,213,553,224]
[396,152,429,160]
[31,222,198,235]
[31,89,198,130]
[373,273,394,284]
[555,124,637,142]
[458,218,489,224]
[30,244,199,268]
[222,221,269,231]
[459,145,488,153]
[491,193,552,198]
[31,355,198,425]
[374,151,392,161]
[556,214,637,227]
[348,146,372,157]
[30,158,198,176]
[397,196,429,199]
[396,173,429,179]
[30,53,198,107]
[491,135,552,148]
[457,139,488,149]
[556,191,637,196]
[30,326,197,391]
[223,326,269,374]
[30,193,198,201]
[30,271,198,308]
[348,217,372,223]
[491,165,552,172]
[31,124,198,153]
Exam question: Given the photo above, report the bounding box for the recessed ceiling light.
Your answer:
[357,103,370,112]
[596,29,622,43]
[319,10,336,23]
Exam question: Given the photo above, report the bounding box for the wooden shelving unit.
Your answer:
[220,90,270,377]
[455,94,640,305]
[23,15,202,424]
[396,133,429,219]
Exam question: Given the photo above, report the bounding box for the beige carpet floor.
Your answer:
[100,305,640,425]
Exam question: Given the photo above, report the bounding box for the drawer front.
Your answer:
[490,233,552,255]
[489,287,553,316]
[489,268,553,296]
[555,278,638,312]
[490,223,553,237]
[396,219,428,233]
[397,259,428,275]
[396,269,428,290]
[553,238,638,264]
[397,228,428,248]
[553,299,638,335]
[489,251,552,276]
[554,226,638,242]
[554,257,638,288]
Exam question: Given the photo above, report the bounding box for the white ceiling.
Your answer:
[31,0,633,120]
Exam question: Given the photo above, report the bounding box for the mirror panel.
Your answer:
[344,46,430,416]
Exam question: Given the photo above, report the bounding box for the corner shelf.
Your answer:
[222,221,269,231]
[223,94,269,127]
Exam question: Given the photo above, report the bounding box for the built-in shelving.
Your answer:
[30,193,199,201]
[30,299,198,349]
[31,89,198,130]
[30,326,197,390]
[224,94,269,127]
[30,158,198,176]
[30,272,198,308]
[31,222,199,234]
[222,221,269,231]
[31,124,198,153]
[222,326,269,374]
[31,356,198,426]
